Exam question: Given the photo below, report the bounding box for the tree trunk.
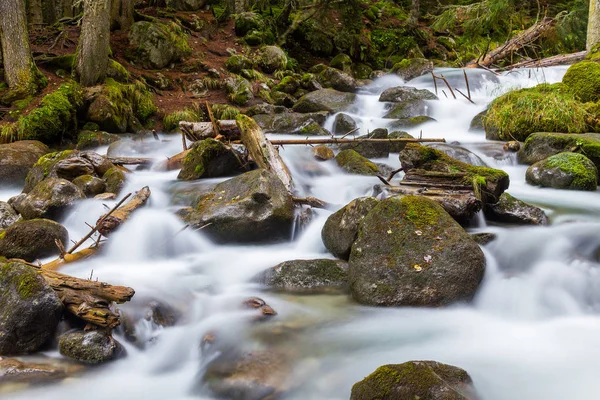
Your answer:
[588,0,600,50]
[0,0,45,96]
[75,0,111,87]
[227,0,250,14]
[111,0,134,31]
[28,0,44,25]
[409,0,420,27]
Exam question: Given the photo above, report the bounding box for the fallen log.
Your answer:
[97,186,151,236]
[179,120,240,142]
[42,247,100,272]
[269,137,446,145]
[236,115,294,192]
[107,156,154,166]
[466,17,556,68]
[39,267,134,328]
[500,50,587,71]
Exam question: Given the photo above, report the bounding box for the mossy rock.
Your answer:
[340,128,389,158]
[181,169,294,243]
[72,175,107,197]
[23,150,76,193]
[322,197,379,260]
[273,76,300,95]
[484,193,548,225]
[335,149,379,176]
[0,202,18,230]
[0,83,83,145]
[225,55,253,74]
[224,75,253,106]
[163,108,204,132]
[469,110,486,132]
[245,104,289,117]
[586,43,600,61]
[426,144,488,167]
[483,83,590,141]
[349,196,485,307]
[380,86,437,119]
[235,12,261,36]
[165,0,205,11]
[258,46,287,73]
[0,261,63,355]
[128,21,191,69]
[252,112,328,134]
[0,141,49,188]
[526,152,598,191]
[14,178,85,220]
[330,53,353,74]
[0,219,68,261]
[388,116,436,129]
[391,58,434,81]
[59,330,124,364]
[103,167,126,194]
[256,259,349,294]
[400,143,510,204]
[312,145,334,160]
[518,132,600,168]
[178,138,243,180]
[562,61,600,103]
[106,59,130,82]
[333,113,357,135]
[317,66,359,93]
[352,63,373,80]
[388,131,413,152]
[270,90,296,108]
[293,89,357,114]
[350,360,476,400]
[77,130,121,150]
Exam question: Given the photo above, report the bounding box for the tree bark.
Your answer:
[28,0,44,25]
[0,0,45,95]
[589,0,600,50]
[110,0,134,31]
[75,0,111,87]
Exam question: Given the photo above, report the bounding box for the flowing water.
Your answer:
[8,66,600,400]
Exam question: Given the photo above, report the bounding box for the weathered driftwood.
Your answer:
[152,149,191,171]
[39,268,134,328]
[466,17,556,68]
[97,186,151,236]
[42,247,100,272]
[179,120,240,142]
[107,156,153,166]
[269,138,446,145]
[500,50,587,71]
[292,196,329,209]
[237,115,294,192]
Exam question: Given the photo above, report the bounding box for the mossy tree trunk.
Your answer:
[0,0,46,98]
[27,0,44,25]
[588,0,600,50]
[226,0,250,14]
[75,0,111,87]
[111,0,134,31]
[409,0,420,27]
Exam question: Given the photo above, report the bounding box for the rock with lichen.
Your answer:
[13,178,85,220]
[0,141,49,188]
[257,259,349,293]
[178,138,244,181]
[59,330,124,364]
[335,149,379,176]
[484,193,548,225]
[526,152,598,191]
[0,219,68,261]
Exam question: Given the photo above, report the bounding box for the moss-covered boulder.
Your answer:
[234,12,261,37]
[0,83,83,145]
[77,130,121,150]
[0,202,18,229]
[317,66,360,93]
[562,61,600,103]
[330,53,353,73]
[388,115,436,130]
[526,152,598,191]
[0,219,68,261]
[322,197,379,260]
[380,86,437,119]
[72,175,107,197]
[0,141,49,187]
[181,169,294,243]
[257,259,349,293]
[335,149,379,176]
[292,89,357,113]
[224,75,253,106]
[351,361,477,400]
[400,143,510,203]
[273,76,300,95]
[59,330,124,364]
[484,193,548,225]
[518,132,600,168]
[252,112,328,134]
[258,46,287,73]
[340,128,389,159]
[349,196,485,306]
[15,178,84,220]
[103,167,126,194]
[225,55,253,74]
[483,83,590,141]
[391,58,434,81]
[178,139,244,180]
[0,261,63,355]
[312,145,335,160]
[165,0,205,11]
[333,113,357,135]
[23,150,76,193]
[128,21,191,69]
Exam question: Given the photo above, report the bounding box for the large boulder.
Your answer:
[14,178,85,220]
[525,152,598,191]
[322,197,379,260]
[0,219,69,261]
[391,58,434,81]
[388,131,413,153]
[317,66,360,92]
[257,259,349,293]
[333,113,357,135]
[292,89,357,114]
[484,193,548,225]
[380,86,437,119]
[178,139,244,180]
[72,175,107,197]
[128,21,191,69]
[59,330,124,364]
[234,12,261,36]
[224,75,253,106]
[165,0,206,11]
[77,130,121,150]
[336,149,379,176]
[0,202,19,230]
[224,55,253,74]
[562,61,600,103]
[0,261,63,355]
[181,169,294,243]
[351,361,478,400]
[252,112,328,134]
[257,46,287,73]
[0,141,49,187]
[518,132,600,168]
[340,128,389,159]
[349,196,485,307]
[103,167,127,194]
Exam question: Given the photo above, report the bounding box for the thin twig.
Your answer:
[340,127,360,139]
[463,70,471,100]
[376,175,392,186]
[387,167,404,182]
[431,72,438,96]
[455,88,475,104]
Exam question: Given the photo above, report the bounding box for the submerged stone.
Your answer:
[257,259,349,293]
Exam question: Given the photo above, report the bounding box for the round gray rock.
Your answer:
[0,219,69,261]
[258,259,349,293]
[14,178,85,220]
[59,330,124,364]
